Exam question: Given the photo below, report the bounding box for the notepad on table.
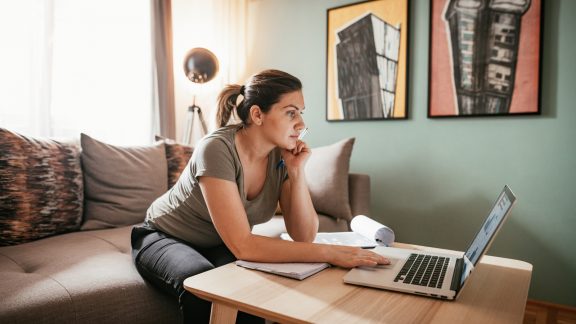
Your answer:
[235,260,330,280]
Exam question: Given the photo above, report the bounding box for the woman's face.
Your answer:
[260,90,306,150]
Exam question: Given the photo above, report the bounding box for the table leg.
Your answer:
[210,302,238,324]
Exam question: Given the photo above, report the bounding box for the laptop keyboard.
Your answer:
[394,253,448,289]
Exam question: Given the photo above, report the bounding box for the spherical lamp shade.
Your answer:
[183,48,219,83]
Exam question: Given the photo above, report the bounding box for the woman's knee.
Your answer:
[133,234,215,296]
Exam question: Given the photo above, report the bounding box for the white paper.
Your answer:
[350,215,395,246]
[280,232,377,248]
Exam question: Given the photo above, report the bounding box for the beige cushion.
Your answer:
[0,128,83,246]
[305,138,355,221]
[80,134,167,230]
[0,226,180,322]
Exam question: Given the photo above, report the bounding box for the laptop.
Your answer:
[343,185,516,300]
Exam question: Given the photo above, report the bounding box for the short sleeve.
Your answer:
[192,136,237,183]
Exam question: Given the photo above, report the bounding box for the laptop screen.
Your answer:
[464,186,516,266]
[459,186,517,288]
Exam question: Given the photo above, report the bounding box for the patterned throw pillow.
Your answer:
[0,128,83,246]
[155,136,193,188]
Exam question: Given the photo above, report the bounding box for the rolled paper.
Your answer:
[350,215,395,246]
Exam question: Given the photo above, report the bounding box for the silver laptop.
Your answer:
[343,185,516,300]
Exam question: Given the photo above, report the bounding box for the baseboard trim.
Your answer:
[524,299,576,324]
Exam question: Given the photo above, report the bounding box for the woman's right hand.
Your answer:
[325,245,391,268]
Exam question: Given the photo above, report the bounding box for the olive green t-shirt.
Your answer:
[146,125,287,248]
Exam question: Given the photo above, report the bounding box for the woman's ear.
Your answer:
[249,105,264,126]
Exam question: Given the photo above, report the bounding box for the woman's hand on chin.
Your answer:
[281,140,310,171]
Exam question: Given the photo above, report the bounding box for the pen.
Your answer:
[277,128,308,169]
[298,127,308,140]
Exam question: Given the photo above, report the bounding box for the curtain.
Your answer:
[0,0,153,146]
[213,0,248,88]
[151,0,176,139]
[213,0,247,127]
[170,0,247,138]
[0,0,54,136]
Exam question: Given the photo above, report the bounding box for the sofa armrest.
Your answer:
[349,173,370,217]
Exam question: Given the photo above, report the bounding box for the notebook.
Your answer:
[235,260,329,280]
[343,185,516,300]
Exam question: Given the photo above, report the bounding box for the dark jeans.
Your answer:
[131,225,263,324]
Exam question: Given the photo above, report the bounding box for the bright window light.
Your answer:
[0,0,153,145]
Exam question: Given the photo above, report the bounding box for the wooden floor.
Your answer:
[524,300,576,324]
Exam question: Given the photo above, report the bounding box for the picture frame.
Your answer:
[428,0,542,118]
[326,0,409,121]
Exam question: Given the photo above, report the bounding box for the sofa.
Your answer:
[0,128,370,323]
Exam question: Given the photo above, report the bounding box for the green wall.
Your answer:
[245,0,576,306]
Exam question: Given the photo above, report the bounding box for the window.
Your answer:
[0,0,153,145]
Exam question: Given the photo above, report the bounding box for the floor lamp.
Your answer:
[182,47,219,146]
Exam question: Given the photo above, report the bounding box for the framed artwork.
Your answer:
[428,0,542,118]
[326,0,409,121]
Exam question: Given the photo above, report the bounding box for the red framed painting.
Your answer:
[428,0,542,118]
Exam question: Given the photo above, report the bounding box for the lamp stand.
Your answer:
[182,96,208,146]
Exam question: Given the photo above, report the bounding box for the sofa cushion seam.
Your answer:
[82,232,126,253]
[0,252,79,323]
[0,251,27,272]
[42,273,79,323]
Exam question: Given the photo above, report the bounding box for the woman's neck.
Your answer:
[235,125,273,163]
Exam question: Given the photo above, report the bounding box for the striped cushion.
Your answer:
[0,128,83,246]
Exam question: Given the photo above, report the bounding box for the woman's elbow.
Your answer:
[226,236,255,261]
[290,229,317,243]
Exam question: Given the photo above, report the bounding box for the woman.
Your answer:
[131,69,389,323]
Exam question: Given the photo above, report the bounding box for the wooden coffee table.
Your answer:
[184,243,532,323]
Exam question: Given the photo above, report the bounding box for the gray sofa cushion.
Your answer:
[305,138,355,221]
[0,128,83,246]
[81,134,168,230]
[0,226,180,323]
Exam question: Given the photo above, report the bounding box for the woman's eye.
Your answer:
[287,111,296,118]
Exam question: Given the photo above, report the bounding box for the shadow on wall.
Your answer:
[372,180,492,249]
[540,0,559,118]
[370,166,576,306]
[498,217,576,306]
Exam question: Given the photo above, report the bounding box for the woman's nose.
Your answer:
[296,121,305,131]
[297,114,305,127]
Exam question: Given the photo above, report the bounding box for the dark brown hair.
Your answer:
[216,69,302,127]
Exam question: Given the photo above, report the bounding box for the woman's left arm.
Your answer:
[279,141,318,242]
